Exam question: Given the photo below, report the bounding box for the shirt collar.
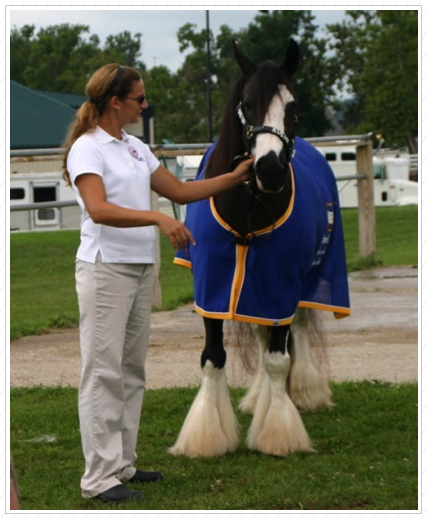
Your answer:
[93,126,131,144]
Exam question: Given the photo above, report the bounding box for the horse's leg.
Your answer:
[239,325,268,413]
[169,317,239,458]
[247,325,314,456]
[288,308,333,411]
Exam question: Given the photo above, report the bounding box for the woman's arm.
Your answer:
[74,174,194,250]
[150,157,254,205]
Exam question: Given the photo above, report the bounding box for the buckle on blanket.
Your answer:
[235,236,251,246]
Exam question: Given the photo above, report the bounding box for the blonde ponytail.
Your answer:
[62,101,99,185]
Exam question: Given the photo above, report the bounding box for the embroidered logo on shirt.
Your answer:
[128,145,144,161]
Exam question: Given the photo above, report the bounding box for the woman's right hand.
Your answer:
[156,213,195,251]
[229,156,255,185]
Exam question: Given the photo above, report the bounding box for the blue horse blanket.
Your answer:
[175,137,351,326]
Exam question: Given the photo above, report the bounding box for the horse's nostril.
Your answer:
[257,156,284,173]
[255,152,288,192]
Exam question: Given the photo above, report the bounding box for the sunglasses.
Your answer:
[124,94,147,104]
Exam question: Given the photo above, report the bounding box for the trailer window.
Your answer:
[341,152,356,161]
[373,165,386,179]
[10,188,25,200]
[37,208,56,220]
[325,153,336,161]
[33,186,56,203]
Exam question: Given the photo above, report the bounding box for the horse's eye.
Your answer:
[243,100,252,112]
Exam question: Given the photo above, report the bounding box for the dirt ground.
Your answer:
[10,266,418,389]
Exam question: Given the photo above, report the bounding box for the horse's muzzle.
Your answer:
[255,151,288,193]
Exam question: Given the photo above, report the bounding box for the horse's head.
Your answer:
[233,40,299,193]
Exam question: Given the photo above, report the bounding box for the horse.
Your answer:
[171,39,351,458]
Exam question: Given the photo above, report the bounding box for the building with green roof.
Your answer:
[10,81,155,150]
[11,81,78,149]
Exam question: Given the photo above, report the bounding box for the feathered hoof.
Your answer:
[238,392,258,414]
[248,396,315,456]
[290,376,334,412]
[169,362,239,458]
[169,429,237,458]
[248,421,315,456]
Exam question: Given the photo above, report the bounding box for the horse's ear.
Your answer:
[233,40,257,77]
[281,39,299,78]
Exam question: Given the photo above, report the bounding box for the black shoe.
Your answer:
[128,469,164,484]
[94,484,143,503]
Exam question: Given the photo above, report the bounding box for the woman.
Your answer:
[63,63,253,504]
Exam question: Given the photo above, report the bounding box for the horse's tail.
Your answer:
[295,308,330,378]
[225,321,259,374]
[227,308,329,376]
[229,309,333,412]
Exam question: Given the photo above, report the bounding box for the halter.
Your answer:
[227,101,296,242]
[236,101,296,160]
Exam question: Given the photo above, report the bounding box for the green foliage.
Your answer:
[170,10,336,142]
[327,10,418,151]
[10,24,146,94]
[10,11,418,147]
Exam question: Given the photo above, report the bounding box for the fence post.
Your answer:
[150,191,162,309]
[356,141,376,256]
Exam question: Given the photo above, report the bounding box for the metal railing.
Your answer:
[10,143,213,159]
[11,135,377,214]
[10,134,377,256]
[9,133,378,159]
[10,200,79,211]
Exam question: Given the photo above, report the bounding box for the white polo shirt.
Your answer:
[68,126,160,264]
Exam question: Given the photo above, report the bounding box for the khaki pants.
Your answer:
[76,254,154,498]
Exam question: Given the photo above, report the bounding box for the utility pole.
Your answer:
[206,10,213,142]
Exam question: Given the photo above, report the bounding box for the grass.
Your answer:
[10,205,417,340]
[157,233,194,310]
[10,231,193,340]
[10,230,80,339]
[342,206,418,271]
[9,208,418,510]
[10,381,418,510]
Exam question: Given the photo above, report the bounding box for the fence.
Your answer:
[10,136,377,306]
[306,134,376,257]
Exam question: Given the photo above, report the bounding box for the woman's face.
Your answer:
[120,79,148,124]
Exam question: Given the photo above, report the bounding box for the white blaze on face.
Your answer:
[252,84,294,163]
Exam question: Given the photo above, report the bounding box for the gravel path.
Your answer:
[10,266,418,388]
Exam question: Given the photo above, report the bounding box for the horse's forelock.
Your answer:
[205,60,294,179]
[248,61,291,119]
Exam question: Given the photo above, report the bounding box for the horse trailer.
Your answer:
[10,171,80,232]
[315,145,418,208]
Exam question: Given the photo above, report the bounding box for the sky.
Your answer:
[9,8,346,72]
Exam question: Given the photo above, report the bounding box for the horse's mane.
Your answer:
[205,61,291,179]
[204,76,246,179]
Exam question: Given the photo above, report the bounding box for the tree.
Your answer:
[327,10,418,152]
[10,24,35,85]
[173,11,337,141]
[175,23,223,141]
[236,10,337,137]
[10,24,146,94]
[22,24,93,92]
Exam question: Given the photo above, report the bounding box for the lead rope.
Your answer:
[228,155,277,242]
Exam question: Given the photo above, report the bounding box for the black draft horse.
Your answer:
[170,40,350,458]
